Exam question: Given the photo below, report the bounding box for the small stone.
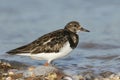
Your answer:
[100,71,114,78]
[103,78,109,80]
[6,63,11,67]
[32,66,58,76]
[2,73,8,77]
[46,73,57,80]
[75,75,84,80]
[28,66,35,71]
[23,70,34,77]
[62,76,73,80]
[94,78,99,80]
[84,73,95,80]
[6,77,12,80]
[8,71,14,75]
[3,62,7,65]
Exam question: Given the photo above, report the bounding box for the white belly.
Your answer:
[17,42,73,62]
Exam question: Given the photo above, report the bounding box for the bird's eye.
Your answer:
[74,25,77,27]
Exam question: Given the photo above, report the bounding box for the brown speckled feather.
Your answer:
[7,29,78,54]
[6,21,90,65]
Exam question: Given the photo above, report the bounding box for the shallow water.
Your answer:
[0,0,120,74]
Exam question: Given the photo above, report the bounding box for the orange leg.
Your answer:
[44,62,49,66]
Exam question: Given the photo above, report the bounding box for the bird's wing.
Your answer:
[7,29,70,54]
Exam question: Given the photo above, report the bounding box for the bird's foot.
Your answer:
[43,62,55,66]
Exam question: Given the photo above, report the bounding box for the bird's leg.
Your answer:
[44,62,49,66]
[44,60,54,66]
[49,60,56,66]
[50,60,55,66]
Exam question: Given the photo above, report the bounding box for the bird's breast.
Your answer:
[68,33,79,49]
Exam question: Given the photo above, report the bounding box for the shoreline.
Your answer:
[0,59,120,80]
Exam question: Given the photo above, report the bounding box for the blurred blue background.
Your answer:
[0,0,120,74]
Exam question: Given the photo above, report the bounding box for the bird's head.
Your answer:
[64,21,90,33]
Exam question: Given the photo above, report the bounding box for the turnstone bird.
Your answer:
[7,21,89,66]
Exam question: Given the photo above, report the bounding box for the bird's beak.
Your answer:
[80,27,90,32]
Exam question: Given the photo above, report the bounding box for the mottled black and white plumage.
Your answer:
[7,21,89,65]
